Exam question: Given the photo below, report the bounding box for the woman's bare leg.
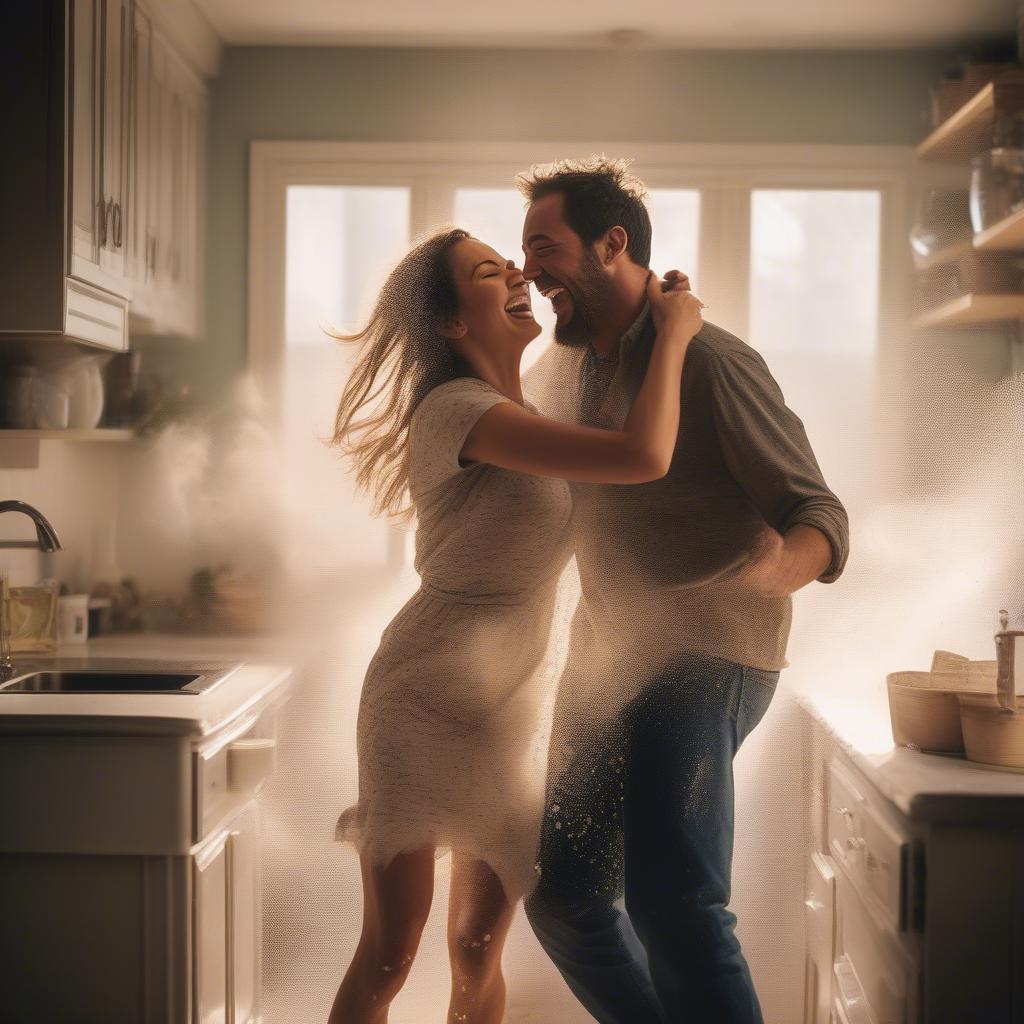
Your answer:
[328,846,436,1024]
[446,857,517,1024]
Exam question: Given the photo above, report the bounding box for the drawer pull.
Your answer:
[227,737,276,795]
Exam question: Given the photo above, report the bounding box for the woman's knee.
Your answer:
[352,923,424,1003]
[448,924,502,982]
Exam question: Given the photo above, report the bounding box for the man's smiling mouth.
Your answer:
[540,285,570,314]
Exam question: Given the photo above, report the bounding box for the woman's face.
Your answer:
[446,237,542,354]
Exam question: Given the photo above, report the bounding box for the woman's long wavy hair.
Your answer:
[328,227,470,519]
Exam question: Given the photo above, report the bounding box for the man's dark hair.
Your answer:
[515,156,652,269]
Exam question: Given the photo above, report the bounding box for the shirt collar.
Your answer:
[587,300,652,366]
[620,300,652,353]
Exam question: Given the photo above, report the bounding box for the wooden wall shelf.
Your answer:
[913,293,1024,329]
[914,240,974,271]
[916,77,1024,163]
[0,428,134,441]
[974,207,1024,252]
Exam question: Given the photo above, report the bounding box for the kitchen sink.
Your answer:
[0,666,241,695]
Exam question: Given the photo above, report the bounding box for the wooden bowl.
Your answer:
[930,650,997,690]
[887,672,965,753]
[957,694,1024,770]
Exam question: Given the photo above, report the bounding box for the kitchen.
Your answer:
[1,2,1023,1023]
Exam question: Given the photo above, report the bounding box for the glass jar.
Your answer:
[970,146,1024,233]
[909,189,971,263]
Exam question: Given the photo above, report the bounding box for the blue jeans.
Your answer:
[525,652,778,1024]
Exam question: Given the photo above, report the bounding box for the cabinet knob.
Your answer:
[227,737,276,795]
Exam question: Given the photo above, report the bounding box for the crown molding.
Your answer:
[140,0,222,78]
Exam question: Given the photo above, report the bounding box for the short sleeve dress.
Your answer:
[335,377,574,901]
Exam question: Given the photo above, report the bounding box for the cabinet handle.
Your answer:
[113,202,123,248]
[98,197,109,247]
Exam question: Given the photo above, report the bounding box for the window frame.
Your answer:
[249,139,916,418]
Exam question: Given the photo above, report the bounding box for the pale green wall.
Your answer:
[197,45,955,385]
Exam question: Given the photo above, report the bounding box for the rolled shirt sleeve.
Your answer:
[708,344,850,583]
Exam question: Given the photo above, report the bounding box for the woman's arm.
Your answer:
[460,275,704,484]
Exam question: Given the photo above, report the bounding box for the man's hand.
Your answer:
[738,523,834,598]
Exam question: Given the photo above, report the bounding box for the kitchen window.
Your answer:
[252,142,909,569]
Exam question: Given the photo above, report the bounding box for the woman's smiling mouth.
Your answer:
[504,294,535,320]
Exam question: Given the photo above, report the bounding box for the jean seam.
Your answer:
[728,662,744,728]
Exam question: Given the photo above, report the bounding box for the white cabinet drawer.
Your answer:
[829,758,867,867]
[806,852,837,1024]
[828,759,911,931]
[833,955,875,1024]
[194,715,277,842]
[835,867,919,1024]
[858,797,907,929]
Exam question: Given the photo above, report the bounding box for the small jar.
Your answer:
[970,118,1024,234]
[33,370,70,430]
[4,365,38,428]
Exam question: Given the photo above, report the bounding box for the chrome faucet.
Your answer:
[0,501,63,683]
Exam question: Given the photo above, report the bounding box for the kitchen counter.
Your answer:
[795,685,1024,825]
[0,633,296,1024]
[0,632,297,738]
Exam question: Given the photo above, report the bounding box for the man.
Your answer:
[518,158,849,1024]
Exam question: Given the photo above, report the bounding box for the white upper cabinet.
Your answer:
[69,0,131,299]
[131,30,206,338]
[126,3,153,301]
[0,0,208,352]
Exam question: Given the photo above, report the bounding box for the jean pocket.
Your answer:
[735,665,779,747]
[741,664,780,693]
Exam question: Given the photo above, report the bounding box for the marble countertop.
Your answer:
[795,686,1024,825]
[0,632,296,739]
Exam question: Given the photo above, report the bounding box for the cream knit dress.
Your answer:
[336,377,573,901]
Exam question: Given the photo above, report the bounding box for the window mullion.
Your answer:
[696,184,752,341]
[411,178,456,238]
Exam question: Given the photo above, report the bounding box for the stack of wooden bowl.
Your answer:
[887,650,1024,770]
[887,651,992,754]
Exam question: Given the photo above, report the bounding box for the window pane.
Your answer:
[286,186,411,345]
[749,189,881,512]
[282,185,411,573]
[648,189,700,291]
[750,190,880,354]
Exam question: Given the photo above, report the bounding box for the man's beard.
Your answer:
[553,249,608,349]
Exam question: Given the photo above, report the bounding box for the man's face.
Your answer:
[522,192,609,348]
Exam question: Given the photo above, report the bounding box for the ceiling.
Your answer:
[192,0,1016,49]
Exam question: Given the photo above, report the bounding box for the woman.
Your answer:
[328,227,704,1024]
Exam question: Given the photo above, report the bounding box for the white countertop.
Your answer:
[795,685,1024,824]
[0,632,296,739]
